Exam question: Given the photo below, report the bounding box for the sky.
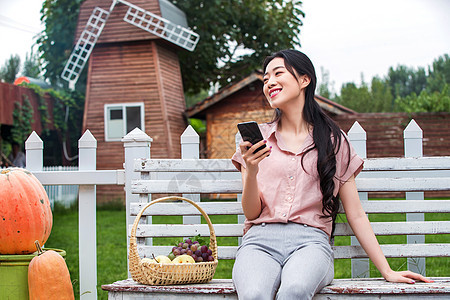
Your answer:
[0,0,449,93]
[300,0,450,93]
[0,0,43,71]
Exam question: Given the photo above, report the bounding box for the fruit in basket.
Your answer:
[141,258,154,264]
[0,168,53,254]
[154,255,173,264]
[169,235,215,263]
[172,254,195,264]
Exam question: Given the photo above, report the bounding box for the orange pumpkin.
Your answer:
[28,241,75,300]
[0,168,52,254]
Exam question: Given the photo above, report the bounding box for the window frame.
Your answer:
[104,102,145,142]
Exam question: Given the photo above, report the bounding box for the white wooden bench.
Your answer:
[102,155,450,299]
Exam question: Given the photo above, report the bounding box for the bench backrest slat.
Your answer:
[333,243,450,259]
[136,158,236,172]
[131,177,450,194]
[135,157,450,172]
[131,157,450,193]
[132,179,243,194]
[130,200,450,216]
[361,156,450,171]
[130,221,450,238]
[136,243,450,260]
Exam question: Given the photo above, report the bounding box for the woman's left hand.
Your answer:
[383,269,434,284]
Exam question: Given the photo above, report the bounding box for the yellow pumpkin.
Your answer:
[28,241,74,300]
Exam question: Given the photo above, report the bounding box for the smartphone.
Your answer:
[237,121,267,153]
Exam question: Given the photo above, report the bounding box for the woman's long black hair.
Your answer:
[263,49,350,236]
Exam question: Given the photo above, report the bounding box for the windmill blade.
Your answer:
[120,0,199,52]
[61,7,111,89]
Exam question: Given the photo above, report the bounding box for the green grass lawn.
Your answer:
[46,203,449,300]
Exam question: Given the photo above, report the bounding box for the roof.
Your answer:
[74,0,189,45]
[185,71,356,118]
[14,77,51,89]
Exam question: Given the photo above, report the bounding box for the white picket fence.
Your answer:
[23,119,443,300]
[0,165,78,208]
[43,166,79,208]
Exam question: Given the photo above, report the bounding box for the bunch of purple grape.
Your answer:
[168,238,214,262]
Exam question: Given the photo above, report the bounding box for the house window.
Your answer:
[104,103,144,141]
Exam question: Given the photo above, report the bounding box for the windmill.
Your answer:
[63,0,200,203]
[61,0,199,89]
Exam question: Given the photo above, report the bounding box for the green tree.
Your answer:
[337,79,392,113]
[338,82,371,113]
[396,84,450,113]
[426,54,450,93]
[23,52,42,78]
[317,67,332,99]
[185,89,209,108]
[37,0,84,89]
[11,96,34,144]
[370,77,393,112]
[170,0,304,95]
[0,54,21,83]
[387,65,427,99]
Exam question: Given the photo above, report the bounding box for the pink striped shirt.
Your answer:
[232,121,364,237]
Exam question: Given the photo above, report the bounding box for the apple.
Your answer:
[154,255,173,264]
[141,257,155,264]
[172,254,195,264]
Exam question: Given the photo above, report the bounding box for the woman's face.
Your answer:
[263,57,306,110]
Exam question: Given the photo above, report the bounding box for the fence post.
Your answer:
[25,131,43,171]
[78,130,97,300]
[122,128,152,275]
[181,125,200,225]
[348,121,369,278]
[78,130,97,299]
[404,119,425,275]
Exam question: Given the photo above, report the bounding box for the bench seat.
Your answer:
[102,277,450,299]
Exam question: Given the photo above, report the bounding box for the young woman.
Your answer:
[231,49,432,300]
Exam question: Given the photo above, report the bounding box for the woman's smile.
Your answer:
[269,88,282,98]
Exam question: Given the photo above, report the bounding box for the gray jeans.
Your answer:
[232,222,334,300]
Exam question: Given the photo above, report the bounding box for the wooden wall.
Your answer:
[205,81,272,158]
[0,82,54,134]
[83,40,186,202]
[154,43,187,158]
[334,112,450,158]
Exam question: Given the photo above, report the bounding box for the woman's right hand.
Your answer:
[240,139,271,177]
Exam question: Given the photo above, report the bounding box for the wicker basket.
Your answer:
[129,196,218,285]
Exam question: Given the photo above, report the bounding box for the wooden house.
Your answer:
[0,82,53,136]
[0,82,65,166]
[185,71,355,159]
[75,0,192,202]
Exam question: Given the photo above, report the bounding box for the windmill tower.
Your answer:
[63,0,199,202]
